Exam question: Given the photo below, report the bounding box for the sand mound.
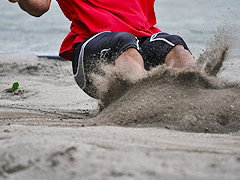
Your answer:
[91,66,240,134]
[89,27,240,134]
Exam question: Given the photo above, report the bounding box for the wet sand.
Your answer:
[1,52,240,179]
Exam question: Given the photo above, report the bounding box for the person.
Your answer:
[9,0,196,98]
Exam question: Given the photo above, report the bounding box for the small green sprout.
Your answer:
[12,82,19,91]
[4,82,19,93]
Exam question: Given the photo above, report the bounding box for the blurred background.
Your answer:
[0,0,239,80]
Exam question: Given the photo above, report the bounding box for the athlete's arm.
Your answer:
[9,0,51,17]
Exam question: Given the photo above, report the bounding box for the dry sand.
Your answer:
[90,29,240,134]
[1,29,240,179]
[0,52,240,180]
[93,66,240,134]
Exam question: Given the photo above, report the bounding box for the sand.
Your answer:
[0,26,239,180]
[88,29,240,134]
[1,49,240,179]
[93,66,240,133]
[1,0,240,178]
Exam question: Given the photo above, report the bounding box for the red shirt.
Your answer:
[56,0,161,60]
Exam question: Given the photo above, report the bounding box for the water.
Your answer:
[0,0,70,56]
[1,0,239,55]
[0,0,239,80]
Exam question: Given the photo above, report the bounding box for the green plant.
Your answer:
[4,82,19,93]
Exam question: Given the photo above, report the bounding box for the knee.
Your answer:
[165,45,196,68]
[168,45,192,58]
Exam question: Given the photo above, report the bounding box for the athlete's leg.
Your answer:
[140,32,196,70]
[115,44,196,82]
[165,45,196,68]
[72,32,196,99]
[72,32,143,98]
[115,48,147,82]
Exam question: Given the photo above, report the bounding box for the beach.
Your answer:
[1,0,240,179]
[1,54,240,179]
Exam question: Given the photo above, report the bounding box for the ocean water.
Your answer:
[0,0,239,80]
[0,0,70,56]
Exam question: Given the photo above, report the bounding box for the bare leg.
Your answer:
[115,45,196,81]
[165,45,196,68]
[115,48,147,81]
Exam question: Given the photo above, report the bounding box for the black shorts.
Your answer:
[72,31,190,98]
